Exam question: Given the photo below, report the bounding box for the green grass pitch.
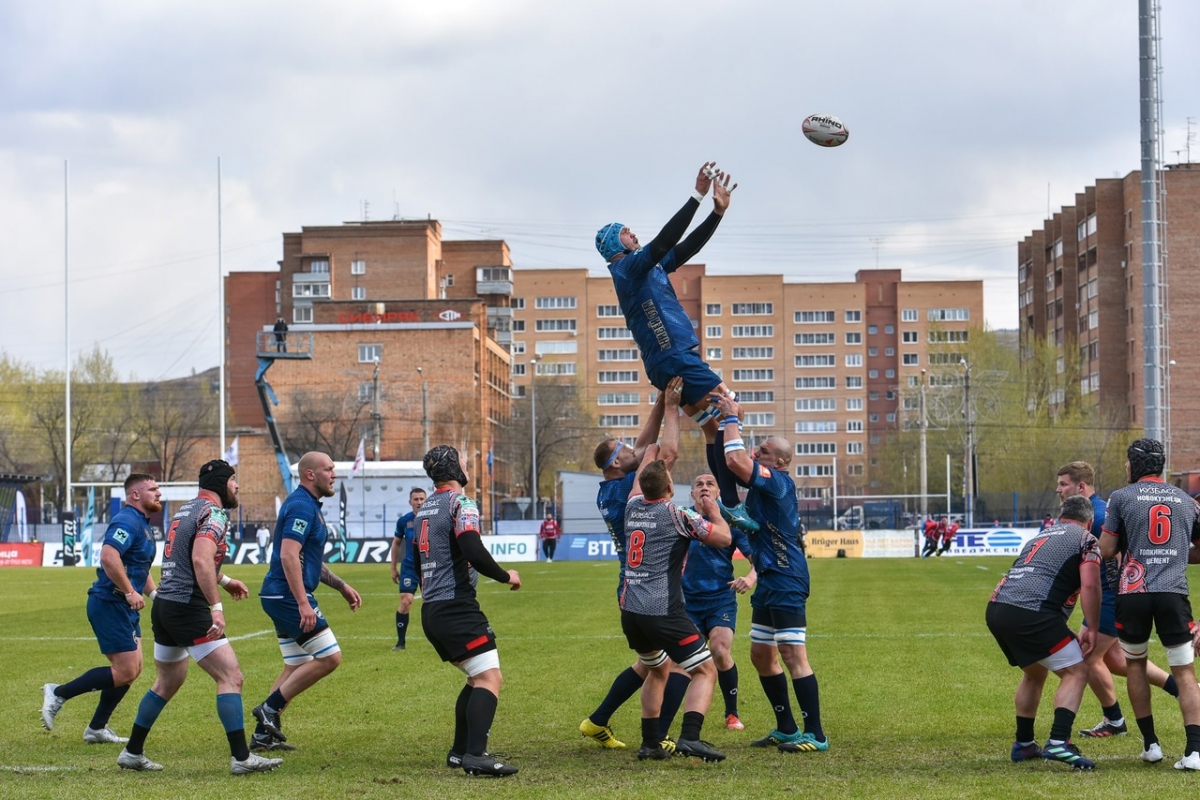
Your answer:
[2,556,1197,798]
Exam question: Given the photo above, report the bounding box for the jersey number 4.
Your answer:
[418,520,431,557]
[1149,504,1172,545]
[627,529,646,568]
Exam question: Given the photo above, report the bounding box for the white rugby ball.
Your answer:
[802,114,849,148]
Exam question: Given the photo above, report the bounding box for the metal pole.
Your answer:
[371,358,381,460]
[64,160,71,518]
[218,157,226,455]
[919,369,928,522]
[946,453,952,517]
[962,360,974,528]
[530,358,538,519]
[1139,0,1164,443]
[832,456,838,527]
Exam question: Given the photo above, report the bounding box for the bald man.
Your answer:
[252,451,362,752]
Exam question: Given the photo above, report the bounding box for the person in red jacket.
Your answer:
[921,517,939,558]
[937,517,960,556]
[539,511,562,563]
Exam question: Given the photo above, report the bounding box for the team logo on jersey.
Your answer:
[292,518,309,535]
[758,465,771,479]
[112,529,129,545]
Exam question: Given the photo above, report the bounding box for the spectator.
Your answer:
[538,511,561,563]
[273,318,288,353]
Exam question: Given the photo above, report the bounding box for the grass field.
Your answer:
[3,556,1199,798]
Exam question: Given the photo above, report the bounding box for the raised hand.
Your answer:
[713,170,738,215]
[695,162,717,195]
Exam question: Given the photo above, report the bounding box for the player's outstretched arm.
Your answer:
[669,171,736,268]
[695,495,732,548]
[635,392,667,460]
[716,395,754,485]
[658,377,683,471]
[644,163,715,263]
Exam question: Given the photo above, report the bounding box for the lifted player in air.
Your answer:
[681,472,757,731]
[1100,438,1200,770]
[986,495,1102,770]
[595,163,754,532]
[581,380,691,751]
[622,452,733,762]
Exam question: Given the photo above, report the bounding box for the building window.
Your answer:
[732,302,773,315]
[928,308,970,322]
[510,342,526,355]
[358,382,374,402]
[732,369,775,381]
[511,363,526,376]
[598,392,639,405]
[845,332,862,345]
[901,309,917,322]
[796,332,837,345]
[846,397,864,411]
[733,347,774,359]
[597,348,638,361]
[535,319,577,332]
[350,259,366,275]
[536,362,576,376]
[902,331,918,343]
[795,398,837,411]
[868,325,878,335]
[795,310,835,324]
[511,319,526,332]
[705,325,723,338]
[885,325,894,335]
[352,286,367,300]
[293,306,312,323]
[741,391,775,403]
[597,327,633,339]
[795,442,838,455]
[744,413,775,426]
[846,376,863,388]
[886,412,896,422]
[847,420,864,433]
[478,266,511,282]
[847,464,864,476]
[358,344,382,363]
[706,347,723,360]
[868,348,878,357]
[599,414,639,427]
[537,340,579,355]
[846,354,863,367]
[868,369,879,379]
[598,370,640,383]
[797,377,837,389]
[885,347,894,357]
[797,355,836,367]
[293,282,330,298]
[309,259,330,273]
[796,464,834,478]
[845,310,862,323]
[511,297,525,309]
[732,325,774,337]
[928,330,970,343]
[535,296,577,309]
[885,369,895,378]
[795,421,837,434]
[705,303,722,316]
[597,304,621,317]
[902,353,918,365]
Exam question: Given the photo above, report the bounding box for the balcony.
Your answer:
[255,331,314,359]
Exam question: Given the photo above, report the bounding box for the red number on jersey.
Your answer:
[418,519,431,557]
[627,529,646,568]
[1149,504,1172,545]
[163,519,179,558]
[1024,537,1049,564]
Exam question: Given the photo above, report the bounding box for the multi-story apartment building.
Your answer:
[509,267,982,501]
[1017,163,1200,470]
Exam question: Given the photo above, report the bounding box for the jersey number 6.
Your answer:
[627,529,646,568]
[1149,504,1172,545]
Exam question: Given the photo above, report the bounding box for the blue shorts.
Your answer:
[685,593,738,635]
[261,594,330,640]
[646,349,722,407]
[398,566,419,594]
[87,594,141,655]
[750,582,808,615]
[1083,586,1118,638]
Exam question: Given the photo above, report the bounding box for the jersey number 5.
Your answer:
[627,529,646,568]
[163,519,180,558]
[418,520,431,557]
[1149,504,1172,545]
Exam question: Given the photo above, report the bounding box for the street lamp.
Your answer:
[416,366,429,455]
[960,359,974,528]
[529,357,539,519]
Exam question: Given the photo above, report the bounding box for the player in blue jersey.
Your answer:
[1054,461,1180,739]
[682,472,757,731]
[718,394,829,753]
[390,486,427,650]
[252,452,362,751]
[581,379,691,750]
[41,474,162,744]
[596,164,754,532]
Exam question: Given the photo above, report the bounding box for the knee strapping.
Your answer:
[1166,641,1195,667]
[1121,639,1150,660]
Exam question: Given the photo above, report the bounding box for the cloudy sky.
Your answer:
[2,0,1198,380]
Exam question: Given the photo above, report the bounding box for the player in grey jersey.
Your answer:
[1099,438,1200,769]
[986,495,1101,769]
[621,452,732,762]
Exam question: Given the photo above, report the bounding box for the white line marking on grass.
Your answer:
[228,629,275,642]
[1,765,81,772]
[976,566,989,570]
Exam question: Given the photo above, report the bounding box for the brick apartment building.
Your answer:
[226,218,984,512]
[1017,162,1200,472]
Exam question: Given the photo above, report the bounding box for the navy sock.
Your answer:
[127,690,168,755]
[659,672,691,739]
[590,667,644,727]
[793,674,823,739]
[1015,715,1036,743]
[1136,715,1158,749]
[396,612,409,646]
[1164,675,1180,698]
[760,673,797,734]
[1048,706,1075,743]
[217,693,249,760]
[1187,723,1200,756]
[56,666,114,700]
[453,683,472,755]
[88,684,130,730]
[641,717,660,749]
[465,687,498,756]
[265,688,287,714]
[1102,701,1123,723]
[680,710,704,742]
[718,665,739,717]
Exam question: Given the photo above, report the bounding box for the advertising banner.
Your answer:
[0,543,43,566]
[805,530,864,558]
[949,527,1041,557]
[562,534,620,562]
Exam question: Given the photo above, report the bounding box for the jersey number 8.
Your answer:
[627,529,646,568]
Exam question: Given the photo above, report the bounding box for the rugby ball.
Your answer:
[802,114,849,148]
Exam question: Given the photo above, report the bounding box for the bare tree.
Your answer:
[278,388,373,462]
[504,379,592,503]
[136,377,217,482]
